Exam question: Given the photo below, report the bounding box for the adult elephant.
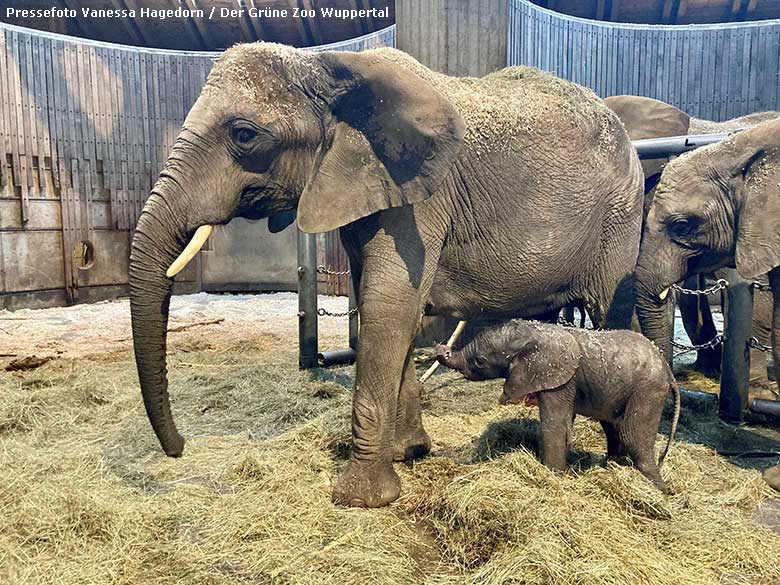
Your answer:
[129,44,643,507]
[606,95,776,385]
[633,117,780,490]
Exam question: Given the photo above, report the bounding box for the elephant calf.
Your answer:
[436,320,680,492]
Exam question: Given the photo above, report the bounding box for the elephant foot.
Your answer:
[393,426,432,462]
[764,466,780,493]
[332,460,401,508]
[692,355,721,377]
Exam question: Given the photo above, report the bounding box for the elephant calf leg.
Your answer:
[393,350,432,462]
[537,384,576,472]
[601,421,629,463]
[625,444,668,493]
[617,400,668,493]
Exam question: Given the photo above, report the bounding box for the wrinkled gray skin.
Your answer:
[605,95,776,380]
[634,118,780,490]
[436,320,680,492]
[129,44,643,508]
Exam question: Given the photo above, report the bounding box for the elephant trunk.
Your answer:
[635,253,685,358]
[436,344,467,372]
[129,190,188,457]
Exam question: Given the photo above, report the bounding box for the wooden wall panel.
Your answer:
[397,0,508,76]
[0,23,395,309]
[508,0,780,120]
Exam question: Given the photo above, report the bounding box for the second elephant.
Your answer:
[605,95,776,384]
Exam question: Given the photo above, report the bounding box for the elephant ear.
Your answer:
[297,50,466,233]
[502,328,581,400]
[727,120,780,279]
[604,95,690,182]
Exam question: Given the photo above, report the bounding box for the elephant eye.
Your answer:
[232,125,258,145]
[473,355,488,369]
[667,216,698,238]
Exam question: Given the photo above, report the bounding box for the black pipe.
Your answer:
[348,274,358,351]
[749,398,780,421]
[633,133,731,159]
[318,348,356,367]
[720,269,753,423]
[297,229,319,370]
[679,388,718,403]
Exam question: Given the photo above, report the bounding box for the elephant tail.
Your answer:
[659,382,681,467]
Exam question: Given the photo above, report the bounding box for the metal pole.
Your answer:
[297,229,318,370]
[720,269,753,423]
[666,290,676,369]
[348,269,358,351]
[633,133,732,159]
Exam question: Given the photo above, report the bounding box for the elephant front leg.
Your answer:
[332,217,441,507]
[394,351,432,462]
[678,275,721,375]
[537,383,576,472]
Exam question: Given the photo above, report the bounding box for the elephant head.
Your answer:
[635,117,780,358]
[436,320,581,405]
[130,44,465,457]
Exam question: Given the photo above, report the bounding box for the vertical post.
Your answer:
[666,290,676,369]
[720,269,753,423]
[348,269,359,351]
[297,229,318,370]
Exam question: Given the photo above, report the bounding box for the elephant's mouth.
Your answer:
[499,390,539,406]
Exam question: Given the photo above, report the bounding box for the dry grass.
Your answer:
[1,336,780,585]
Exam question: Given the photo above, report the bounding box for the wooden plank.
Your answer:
[107,48,123,230]
[39,36,57,190]
[122,49,135,228]
[30,34,45,194]
[700,29,714,119]
[717,29,731,120]
[87,44,103,164]
[9,32,29,212]
[0,27,10,190]
[768,28,780,115]
[747,27,760,111]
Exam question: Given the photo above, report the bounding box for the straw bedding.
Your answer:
[1,335,779,584]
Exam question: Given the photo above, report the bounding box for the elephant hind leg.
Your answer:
[393,347,432,462]
[625,443,668,493]
[616,391,669,493]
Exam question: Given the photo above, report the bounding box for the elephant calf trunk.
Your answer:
[436,344,466,371]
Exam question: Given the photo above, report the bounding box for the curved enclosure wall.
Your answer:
[508,0,780,121]
[0,24,395,309]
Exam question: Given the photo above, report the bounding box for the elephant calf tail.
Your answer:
[658,382,681,467]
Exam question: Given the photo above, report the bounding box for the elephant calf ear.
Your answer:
[730,120,780,279]
[503,330,581,400]
[297,50,466,233]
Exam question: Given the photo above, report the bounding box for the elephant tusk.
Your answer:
[659,287,670,301]
[166,225,213,278]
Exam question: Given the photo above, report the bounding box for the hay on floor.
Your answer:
[1,338,780,585]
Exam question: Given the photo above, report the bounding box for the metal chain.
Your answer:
[670,333,725,356]
[671,278,728,296]
[317,265,351,276]
[749,337,773,353]
[317,307,359,318]
[752,281,771,292]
